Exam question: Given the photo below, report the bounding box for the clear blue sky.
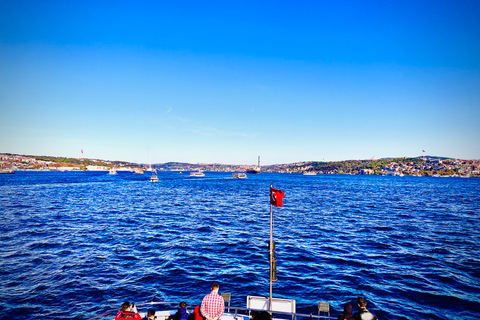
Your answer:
[1,0,479,165]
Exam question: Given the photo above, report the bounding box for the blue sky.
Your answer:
[1,1,479,165]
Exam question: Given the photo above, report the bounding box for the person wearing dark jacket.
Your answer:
[175,302,189,320]
[338,304,354,320]
[353,297,378,320]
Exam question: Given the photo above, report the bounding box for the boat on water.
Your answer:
[190,171,205,177]
[232,173,247,179]
[148,155,159,182]
[0,168,15,174]
[108,168,117,175]
[382,171,404,177]
[246,156,261,174]
[303,171,317,176]
[150,170,159,182]
[134,167,144,174]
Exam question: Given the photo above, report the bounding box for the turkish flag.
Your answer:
[270,187,285,207]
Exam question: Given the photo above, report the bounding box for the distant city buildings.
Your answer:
[1,153,479,177]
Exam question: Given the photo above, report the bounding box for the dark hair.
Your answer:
[180,301,187,308]
[256,311,272,320]
[121,302,131,312]
[148,309,156,316]
[343,304,353,316]
[211,282,219,290]
[357,297,367,307]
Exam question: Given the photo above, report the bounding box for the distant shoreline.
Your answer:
[1,153,479,177]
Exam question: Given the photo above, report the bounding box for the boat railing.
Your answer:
[105,301,335,320]
[223,306,335,320]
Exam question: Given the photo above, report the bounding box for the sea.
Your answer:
[1,171,479,320]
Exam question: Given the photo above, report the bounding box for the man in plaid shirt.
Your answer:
[200,282,225,320]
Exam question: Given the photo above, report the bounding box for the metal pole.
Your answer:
[269,184,273,312]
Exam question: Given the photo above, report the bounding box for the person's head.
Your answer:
[343,304,352,316]
[256,311,272,320]
[121,302,131,312]
[251,310,259,320]
[179,301,187,308]
[357,297,367,308]
[147,309,156,318]
[211,282,219,291]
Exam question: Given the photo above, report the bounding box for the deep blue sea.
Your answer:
[1,171,479,319]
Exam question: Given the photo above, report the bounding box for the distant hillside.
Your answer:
[262,157,425,174]
[2,153,478,176]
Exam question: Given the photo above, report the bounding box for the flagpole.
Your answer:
[269,184,273,312]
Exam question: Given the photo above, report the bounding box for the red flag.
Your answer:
[81,149,83,154]
[422,150,425,153]
[270,187,285,207]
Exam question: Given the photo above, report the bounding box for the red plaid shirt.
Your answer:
[200,291,225,320]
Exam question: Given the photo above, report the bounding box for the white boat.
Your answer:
[108,168,117,175]
[148,155,159,182]
[232,173,247,179]
[150,170,159,182]
[190,171,205,177]
[134,167,144,174]
[382,171,404,177]
[303,171,316,175]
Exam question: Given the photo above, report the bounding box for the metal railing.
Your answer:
[94,301,335,320]
[224,306,335,320]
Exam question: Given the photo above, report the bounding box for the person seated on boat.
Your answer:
[144,309,156,320]
[353,297,378,320]
[338,304,354,320]
[200,282,225,320]
[175,302,189,320]
[255,311,272,320]
[115,302,142,320]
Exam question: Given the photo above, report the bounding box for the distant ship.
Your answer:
[190,171,205,177]
[246,156,261,174]
[232,173,247,179]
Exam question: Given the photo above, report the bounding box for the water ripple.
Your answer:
[0,172,479,319]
